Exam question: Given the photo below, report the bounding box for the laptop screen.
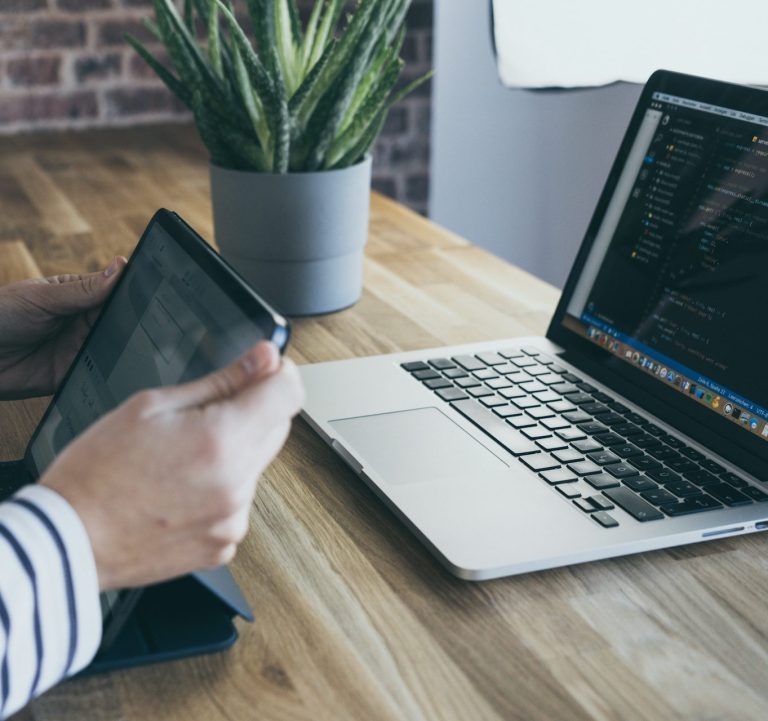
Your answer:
[560,81,768,445]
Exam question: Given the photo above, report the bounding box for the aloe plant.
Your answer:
[126,0,432,173]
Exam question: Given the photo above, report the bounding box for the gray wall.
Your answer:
[429,2,643,288]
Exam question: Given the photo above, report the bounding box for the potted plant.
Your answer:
[127,0,432,315]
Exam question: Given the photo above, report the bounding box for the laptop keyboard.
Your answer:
[401,346,768,529]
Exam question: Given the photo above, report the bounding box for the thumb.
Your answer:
[150,341,281,413]
[43,257,126,314]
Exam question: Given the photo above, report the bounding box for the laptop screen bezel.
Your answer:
[547,69,768,480]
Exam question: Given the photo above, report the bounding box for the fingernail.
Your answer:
[103,258,120,278]
[240,349,260,375]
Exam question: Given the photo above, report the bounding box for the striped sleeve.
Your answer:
[0,485,102,719]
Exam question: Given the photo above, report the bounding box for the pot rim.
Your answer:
[210,153,372,178]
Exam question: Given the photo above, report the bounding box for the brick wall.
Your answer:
[0,0,433,214]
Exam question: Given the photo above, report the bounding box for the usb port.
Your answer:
[756,521,768,531]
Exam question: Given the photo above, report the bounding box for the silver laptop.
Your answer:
[299,70,768,580]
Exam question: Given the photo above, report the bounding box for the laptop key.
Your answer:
[413,369,440,380]
[568,460,603,476]
[500,387,527,400]
[527,406,555,420]
[552,448,583,464]
[640,488,678,506]
[564,392,593,405]
[474,368,499,380]
[476,352,506,366]
[667,459,699,473]
[533,390,561,403]
[591,392,614,404]
[537,436,568,451]
[632,434,662,449]
[592,511,619,528]
[580,402,611,416]
[549,400,577,413]
[661,435,686,449]
[451,400,538,455]
[557,484,582,499]
[507,415,537,429]
[611,422,644,437]
[453,355,485,371]
[628,455,662,472]
[743,486,768,502]
[700,459,726,474]
[572,438,603,453]
[623,476,658,493]
[436,387,468,402]
[444,368,469,379]
[541,417,570,430]
[591,432,625,447]
[647,468,681,484]
[720,471,749,488]
[612,443,643,458]
[648,446,680,461]
[665,480,702,497]
[585,473,620,490]
[597,412,626,426]
[578,421,610,435]
[573,498,596,512]
[556,427,587,441]
[683,469,718,486]
[588,495,615,511]
[521,453,560,472]
[499,349,524,359]
[481,395,508,408]
[429,358,456,370]
[576,382,597,392]
[512,357,537,368]
[561,373,582,383]
[486,377,513,389]
[522,426,552,440]
[468,386,494,398]
[587,450,622,466]
[562,410,592,424]
[512,396,539,409]
[704,483,752,507]
[661,495,722,517]
[541,467,579,484]
[538,374,564,386]
[425,378,452,390]
[456,376,481,388]
[603,488,664,521]
[604,463,639,479]
[519,381,547,394]
[521,345,541,356]
[525,365,550,377]
[493,405,522,418]
[551,382,579,394]
[679,447,705,461]
[402,361,430,372]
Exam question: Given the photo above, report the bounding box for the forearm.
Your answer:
[0,486,102,719]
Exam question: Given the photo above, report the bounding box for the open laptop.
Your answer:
[299,70,768,580]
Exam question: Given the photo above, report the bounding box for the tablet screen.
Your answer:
[28,220,269,476]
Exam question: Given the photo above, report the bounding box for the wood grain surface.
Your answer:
[1,126,767,721]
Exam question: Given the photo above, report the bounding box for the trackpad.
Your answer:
[330,407,507,486]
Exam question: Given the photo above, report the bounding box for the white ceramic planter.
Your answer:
[210,156,372,316]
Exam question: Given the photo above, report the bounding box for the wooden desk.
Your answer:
[2,126,767,721]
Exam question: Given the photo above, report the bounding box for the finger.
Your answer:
[213,359,304,439]
[153,341,281,413]
[42,257,126,315]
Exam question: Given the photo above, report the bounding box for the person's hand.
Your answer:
[40,341,304,591]
[0,258,126,400]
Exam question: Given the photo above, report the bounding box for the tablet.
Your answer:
[21,209,289,649]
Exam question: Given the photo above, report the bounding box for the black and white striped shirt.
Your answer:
[0,485,101,719]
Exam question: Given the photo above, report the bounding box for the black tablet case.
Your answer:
[3,462,254,673]
[85,567,254,674]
